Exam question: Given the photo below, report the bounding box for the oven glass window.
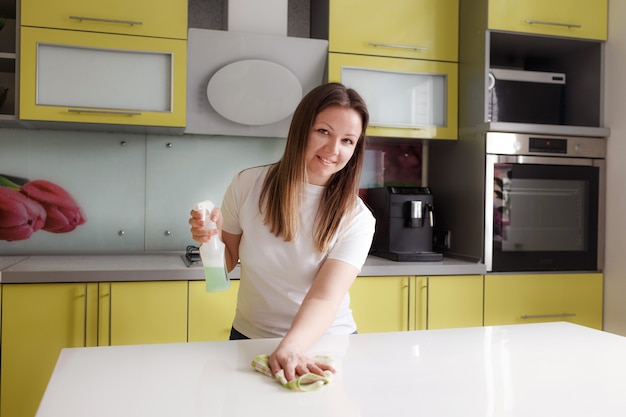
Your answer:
[492,162,599,271]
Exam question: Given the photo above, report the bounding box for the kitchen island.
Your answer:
[35,322,626,417]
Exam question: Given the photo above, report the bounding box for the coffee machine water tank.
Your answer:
[366,186,443,262]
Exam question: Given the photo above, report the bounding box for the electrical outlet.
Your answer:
[433,230,451,250]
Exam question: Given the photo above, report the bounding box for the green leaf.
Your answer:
[0,175,21,189]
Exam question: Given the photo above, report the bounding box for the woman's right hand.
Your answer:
[188,207,222,244]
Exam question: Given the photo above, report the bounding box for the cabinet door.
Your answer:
[488,0,607,40]
[21,0,188,40]
[484,273,603,329]
[19,26,186,128]
[1,283,98,417]
[99,281,188,346]
[427,275,483,329]
[188,280,240,342]
[329,53,458,140]
[329,0,458,62]
[0,17,16,119]
[350,276,410,333]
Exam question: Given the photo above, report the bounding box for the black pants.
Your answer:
[229,327,250,340]
[229,327,357,340]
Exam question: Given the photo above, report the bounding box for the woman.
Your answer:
[189,82,375,383]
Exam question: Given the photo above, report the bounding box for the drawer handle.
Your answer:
[68,109,142,116]
[69,16,144,26]
[524,19,582,29]
[521,313,577,319]
[369,42,427,51]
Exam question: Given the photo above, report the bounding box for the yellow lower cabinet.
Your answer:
[188,280,240,342]
[98,281,188,346]
[427,275,484,329]
[484,273,603,330]
[1,283,98,417]
[350,276,412,333]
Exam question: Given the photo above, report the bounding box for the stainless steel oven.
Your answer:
[485,132,605,272]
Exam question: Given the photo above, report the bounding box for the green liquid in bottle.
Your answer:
[204,266,230,292]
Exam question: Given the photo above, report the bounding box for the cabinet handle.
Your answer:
[69,16,143,26]
[67,109,142,116]
[524,19,582,29]
[520,313,577,319]
[370,123,428,130]
[369,42,427,51]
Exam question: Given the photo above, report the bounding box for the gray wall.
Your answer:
[603,0,626,336]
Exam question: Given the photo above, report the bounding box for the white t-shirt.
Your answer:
[221,165,376,338]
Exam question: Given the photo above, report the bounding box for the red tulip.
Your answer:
[0,186,47,241]
[20,180,86,233]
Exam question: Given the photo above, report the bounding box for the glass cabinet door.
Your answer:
[329,53,457,140]
[20,26,186,128]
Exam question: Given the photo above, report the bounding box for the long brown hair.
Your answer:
[259,82,369,253]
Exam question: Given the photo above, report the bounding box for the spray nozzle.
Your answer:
[193,200,217,230]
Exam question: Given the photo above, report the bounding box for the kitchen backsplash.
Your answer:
[0,128,421,254]
[0,128,285,254]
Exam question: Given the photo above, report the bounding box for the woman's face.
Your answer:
[304,105,362,186]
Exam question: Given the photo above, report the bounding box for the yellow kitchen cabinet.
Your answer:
[21,0,188,40]
[427,275,483,329]
[327,0,459,62]
[188,280,240,342]
[328,53,458,140]
[19,26,186,129]
[350,276,426,333]
[484,273,603,329]
[0,17,16,120]
[98,281,188,346]
[0,283,98,417]
[487,0,607,41]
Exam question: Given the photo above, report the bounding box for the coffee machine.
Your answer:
[366,186,443,261]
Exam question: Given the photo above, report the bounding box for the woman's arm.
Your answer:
[221,230,241,272]
[268,258,359,381]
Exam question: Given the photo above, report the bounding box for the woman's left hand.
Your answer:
[268,343,335,382]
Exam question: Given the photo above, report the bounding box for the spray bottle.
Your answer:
[192,200,231,292]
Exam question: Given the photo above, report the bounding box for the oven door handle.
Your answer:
[516,155,596,166]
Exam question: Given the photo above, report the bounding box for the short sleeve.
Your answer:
[327,199,375,272]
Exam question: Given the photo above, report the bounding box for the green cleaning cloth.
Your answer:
[251,354,334,392]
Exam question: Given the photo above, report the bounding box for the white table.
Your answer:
[36,322,626,417]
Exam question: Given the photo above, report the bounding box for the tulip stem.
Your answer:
[0,175,21,190]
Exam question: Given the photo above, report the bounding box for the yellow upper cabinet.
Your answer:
[21,0,188,39]
[19,26,187,128]
[488,0,607,40]
[329,0,459,62]
[328,52,458,140]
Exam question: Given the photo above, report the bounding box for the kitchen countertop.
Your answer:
[35,322,626,417]
[0,253,485,283]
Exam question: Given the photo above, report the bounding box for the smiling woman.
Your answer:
[188,82,375,384]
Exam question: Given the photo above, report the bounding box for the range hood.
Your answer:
[185,28,328,138]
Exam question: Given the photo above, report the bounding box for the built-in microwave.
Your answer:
[488,68,566,125]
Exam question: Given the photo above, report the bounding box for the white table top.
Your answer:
[36,322,626,417]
